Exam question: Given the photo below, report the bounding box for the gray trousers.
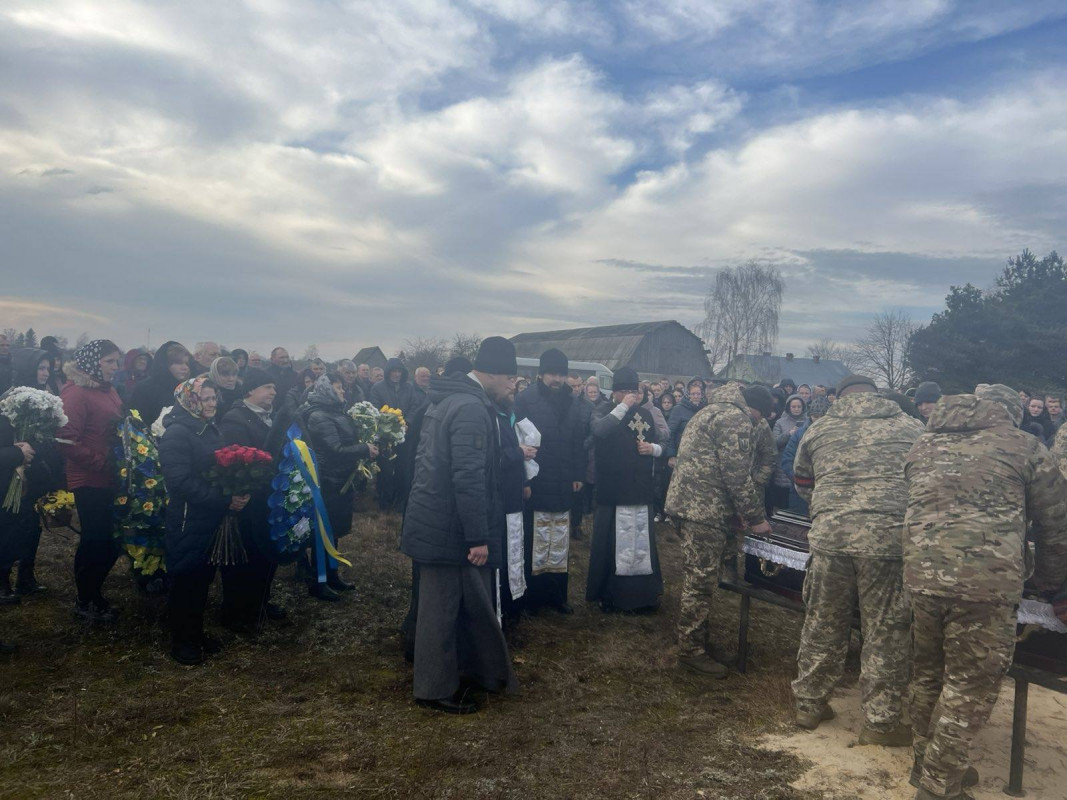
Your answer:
[413,562,517,701]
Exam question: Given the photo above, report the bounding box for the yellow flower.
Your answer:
[131,410,143,421]
[144,478,157,489]
[117,496,128,505]
[120,468,128,478]
[137,444,149,455]
[142,501,154,512]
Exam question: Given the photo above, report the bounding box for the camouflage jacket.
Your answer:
[665,383,765,527]
[904,393,1067,603]
[794,392,924,557]
[752,419,777,490]
[1053,424,1067,477]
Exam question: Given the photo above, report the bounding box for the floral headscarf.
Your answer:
[174,376,213,420]
[73,339,118,383]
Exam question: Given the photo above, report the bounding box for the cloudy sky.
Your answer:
[2,2,1065,360]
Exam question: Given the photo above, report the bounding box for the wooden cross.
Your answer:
[628,415,650,442]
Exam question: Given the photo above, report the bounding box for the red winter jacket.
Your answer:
[58,364,123,489]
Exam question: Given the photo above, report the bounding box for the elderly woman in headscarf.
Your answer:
[208,356,240,418]
[298,373,377,601]
[159,376,249,666]
[57,340,125,625]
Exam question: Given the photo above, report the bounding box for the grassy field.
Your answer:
[0,508,832,799]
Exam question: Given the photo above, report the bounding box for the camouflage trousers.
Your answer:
[910,593,1015,798]
[676,520,734,658]
[792,551,910,731]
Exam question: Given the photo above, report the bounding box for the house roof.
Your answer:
[510,321,698,371]
[721,354,851,387]
[351,346,387,366]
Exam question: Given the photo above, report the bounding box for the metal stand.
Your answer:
[1004,677,1028,797]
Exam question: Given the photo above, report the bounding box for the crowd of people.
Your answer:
[1,330,1066,800]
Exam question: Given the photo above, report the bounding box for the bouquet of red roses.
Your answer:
[205,445,274,564]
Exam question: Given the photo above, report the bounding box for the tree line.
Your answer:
[698,249,1066,392]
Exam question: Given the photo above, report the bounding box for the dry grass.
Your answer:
[0,508,833,799]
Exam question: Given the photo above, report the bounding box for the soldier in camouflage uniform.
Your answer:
[792,375,924,741]
[1052,422,1067,476]
[666,383,772,677]
[904,384,1067,800]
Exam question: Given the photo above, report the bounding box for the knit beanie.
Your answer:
[241,367,275,395]
[742,385,774,419]
[914,381,942,406]
[444,356,473,376]
[474,337,518,375]
[539,348,568,376]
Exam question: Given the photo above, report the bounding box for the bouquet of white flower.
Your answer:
[0,387,69,513]
[341,401,383,493]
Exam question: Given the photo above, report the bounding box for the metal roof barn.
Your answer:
[510,320,711,379]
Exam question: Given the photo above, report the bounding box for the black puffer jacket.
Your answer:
[298,377,371,488]
[369,358,415,414]
[4,348,63,499]
[514,380,586,512]
[159,406,230,575]
[129,340,187,427]
[401,374,503,567]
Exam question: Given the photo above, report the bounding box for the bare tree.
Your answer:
[75,332,90,349]
[698,261,784,373]
[402,336,449,372]
[852,309,916,390]
[302,344,320,362]
[807,337,861,372]
[449,332,482,363]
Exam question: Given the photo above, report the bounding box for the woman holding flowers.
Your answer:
[0,348,63,601]
[159,377,249,665]
[58,340,124,625]
[299,374,377,599]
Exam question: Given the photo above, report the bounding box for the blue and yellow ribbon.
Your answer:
[288,428,352,581]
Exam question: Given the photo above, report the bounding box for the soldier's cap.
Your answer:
[975,383,1023,428]
[836,374,877,395]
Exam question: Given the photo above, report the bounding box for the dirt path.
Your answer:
[763,682,1067,799]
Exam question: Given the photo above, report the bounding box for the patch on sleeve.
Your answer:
[738,433,750,453]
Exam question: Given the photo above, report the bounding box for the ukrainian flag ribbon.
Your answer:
[289,430,352,581]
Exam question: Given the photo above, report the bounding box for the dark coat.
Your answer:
[298,380,372,488]
[667,397,702,455]
[267,363,298,402]
[369,358,416,414]
[401,374,503,567]
[158,407,230,575]
[592,404,658,507]
[219,402,274,556]
[1,349,63,502]
[513,381,586,512]
[129,341,186,427]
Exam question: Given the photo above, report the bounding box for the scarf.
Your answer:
[243,400,274,428]
[174,376,212,420]
[73,339,114,384]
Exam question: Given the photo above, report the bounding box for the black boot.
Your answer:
[0,571,20,606]
[326,569,355,592]
[15,561,46,595]
[309,582,341,602]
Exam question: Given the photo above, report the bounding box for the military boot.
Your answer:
[795,704,835,730]
[677,654,728,678]
[909,758,979,790]
[859,723,912,747]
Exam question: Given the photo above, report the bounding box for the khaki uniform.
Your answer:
[667,384,765,658]
[904,386,1067,798]
[791,392,924,730]
[751,418,777,491]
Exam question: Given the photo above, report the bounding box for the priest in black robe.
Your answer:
[585,367,664,612]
